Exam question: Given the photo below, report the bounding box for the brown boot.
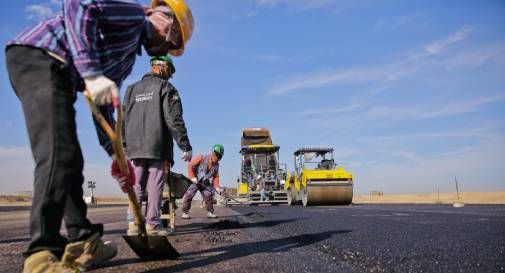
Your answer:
[73,233,117,271]
[146,224,168,236]
[23,250,79,273]
[126,222,139,236]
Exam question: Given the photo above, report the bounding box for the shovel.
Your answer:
[84,92,180,260]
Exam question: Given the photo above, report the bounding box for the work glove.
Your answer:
[190,177,197,184]
[110,156,135,193]
[84,75,119,107]
[181,150,192,161]
[215,187,222,195]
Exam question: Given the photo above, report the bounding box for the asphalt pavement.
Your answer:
[231,204,505,273]
[0,203,503,273]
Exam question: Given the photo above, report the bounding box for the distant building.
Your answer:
[370,191,383,196]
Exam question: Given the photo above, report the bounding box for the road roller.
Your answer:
[285,148,353,206]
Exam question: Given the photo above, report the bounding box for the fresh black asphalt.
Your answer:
[231,204,505,273]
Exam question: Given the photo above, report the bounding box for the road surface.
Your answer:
[0,203,503,272]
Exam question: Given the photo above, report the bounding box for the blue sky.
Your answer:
[1,0,504,196]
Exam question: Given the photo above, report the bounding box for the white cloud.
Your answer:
[424,25,473,55]
[299,100,364,117]
[364,94,505,121]
[252,53,308,64]
[374,13,422,32]
[268,26,475,95]
[356,125,499,143]
[444,42,505,68]
[269,69,359,95]
[376,149,423,164]
[26,4,56,21]
[354,133,505,194]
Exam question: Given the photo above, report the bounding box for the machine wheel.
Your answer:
[302,187,309,207]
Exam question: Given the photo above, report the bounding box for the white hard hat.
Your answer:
[257,175,262,179]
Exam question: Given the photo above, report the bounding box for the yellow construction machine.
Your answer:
[232,128,288,204]
[285,148,353,206]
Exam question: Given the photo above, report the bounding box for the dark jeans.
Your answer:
[5,46,101,257]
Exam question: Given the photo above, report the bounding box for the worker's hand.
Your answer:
[110,156,135,193]
[190,177,197,184]
[84,75,119,107]
[215,187,222,195]
[181,150,192,161]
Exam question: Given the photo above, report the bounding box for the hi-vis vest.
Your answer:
[196,154,218,185]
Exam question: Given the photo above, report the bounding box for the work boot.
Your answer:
[23,250,79,273]
[146,224,168,236]
[207,212,218,218]
[126,222,139,236]
[74,232,117,271]
[181,212,190,219]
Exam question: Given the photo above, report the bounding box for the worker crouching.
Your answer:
[181,145,224,219]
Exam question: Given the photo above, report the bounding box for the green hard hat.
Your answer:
[212,144,224,160]
[150,55,176,74]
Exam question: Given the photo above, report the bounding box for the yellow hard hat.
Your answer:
[152,0,194,48]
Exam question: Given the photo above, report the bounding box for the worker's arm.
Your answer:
[91,106,115,156]
[64,0,143,155]
[63,0,144,78]
[121,85,134,153]
[187,154,204,182]
[162,83,192,154]
[213,169,220,189]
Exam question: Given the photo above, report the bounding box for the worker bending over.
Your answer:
[182,145,224,219]
[5,0,194,271]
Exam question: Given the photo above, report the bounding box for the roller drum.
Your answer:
[303,181,353,206]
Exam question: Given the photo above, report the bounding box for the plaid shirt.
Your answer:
[7,0,147,155]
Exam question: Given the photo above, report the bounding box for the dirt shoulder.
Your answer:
[0,195,128,206]
[353,191,505,204]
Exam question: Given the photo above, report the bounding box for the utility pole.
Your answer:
[453,176,465,208]
[454,176,460,201]
[435,185,441,204]
[87,181,96,204]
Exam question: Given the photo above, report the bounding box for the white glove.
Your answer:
[84,75,119,106]
[190,177,197,184]
[116,176,128,188]
[181,150,192,161]
[215,187,222,195]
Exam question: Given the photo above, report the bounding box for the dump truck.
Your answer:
[285,148,353,206]
[233,128,288,204]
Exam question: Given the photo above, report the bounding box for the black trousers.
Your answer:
[5,46,102,257]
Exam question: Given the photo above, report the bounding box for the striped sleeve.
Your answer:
[64,0,103,78]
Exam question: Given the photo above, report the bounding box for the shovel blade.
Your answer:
[123,235,180,260]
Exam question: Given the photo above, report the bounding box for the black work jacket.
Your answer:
[123,73,192,164]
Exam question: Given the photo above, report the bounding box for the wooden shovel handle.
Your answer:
[83,92,147,235]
